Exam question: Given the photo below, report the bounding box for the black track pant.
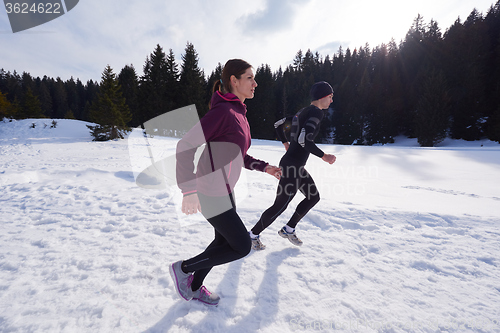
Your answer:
[251,156,320,235]
[182,192,251,291]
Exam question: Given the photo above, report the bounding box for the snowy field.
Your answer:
[1,118,499,333]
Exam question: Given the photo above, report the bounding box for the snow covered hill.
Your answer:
[1,119,499,333]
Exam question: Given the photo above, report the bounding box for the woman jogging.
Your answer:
[170,59,281,306]
[249,81,336,250]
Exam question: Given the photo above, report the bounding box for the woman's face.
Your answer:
[231,67,257,102]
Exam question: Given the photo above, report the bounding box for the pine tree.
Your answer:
[19,88,44,119]
[488,104,500,142]
[4,71,22,104]
[37,77,53,117]
[0,69,6,92]
[87,65,131,141]
[273,66,287,121]
[283,52,312,117]
[65,110,76,119]
[21,72,35,90]
[302,49,317,79]
[179,42,207,117]
[444,10,489,140]
[206,62,223,101]
[118,64,139,126]
[331,46,365,144]
[82,80,99,121]
[138,44,169,125]
[165,48,180,111]
[415,70,451,146]
[51,78,68,119]
[0,90,17,119]
[399,15,427,136]
[75,79,86,120]
[484,2,500,141]
[65,77,79,120]
[245,64,276,139]
[386,38,406,138]
[293,50,303,70]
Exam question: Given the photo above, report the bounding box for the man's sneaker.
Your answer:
[192,286,220,306]
[169,260,194,301]
[250,233,266,251]
[278,227,303,246]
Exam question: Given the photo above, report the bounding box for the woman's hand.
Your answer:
[181,193,202,215]
[265,165,282,179]
[283,142,290,151]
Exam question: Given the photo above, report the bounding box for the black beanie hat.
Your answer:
[310,81,333,101]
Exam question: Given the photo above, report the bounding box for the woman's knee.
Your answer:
[237,233,252,257]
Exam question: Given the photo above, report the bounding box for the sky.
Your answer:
[0,0,497,83]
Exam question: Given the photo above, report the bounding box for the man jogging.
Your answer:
[249,81,336,250]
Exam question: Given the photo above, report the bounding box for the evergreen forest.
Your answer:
[1,2,500,146]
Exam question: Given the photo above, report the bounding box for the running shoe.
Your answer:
[169,260,194,301]
[250,233,266,251]
[192,286,220,306]
[278,227,303,246]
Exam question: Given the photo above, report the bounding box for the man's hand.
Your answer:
[181,193,202,215]
[283,142,290,151]
[322,154,336,164]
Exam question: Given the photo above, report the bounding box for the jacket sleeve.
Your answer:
[176,108,227,195]
[298,108,325,158]
[243,154,268,172]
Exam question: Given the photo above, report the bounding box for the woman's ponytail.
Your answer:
[209,59,252,107]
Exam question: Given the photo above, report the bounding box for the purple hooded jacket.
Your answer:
[176,91,268,197]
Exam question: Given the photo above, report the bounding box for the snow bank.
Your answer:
[0,119,499,333]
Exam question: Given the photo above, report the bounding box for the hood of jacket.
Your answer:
[210,91,247,115]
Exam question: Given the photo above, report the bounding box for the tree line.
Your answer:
[1,1,499,145]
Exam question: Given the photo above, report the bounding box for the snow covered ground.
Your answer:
[1,118,499,333]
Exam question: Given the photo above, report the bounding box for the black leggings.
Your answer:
[251,157,320,235]
[182,193,251,291]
